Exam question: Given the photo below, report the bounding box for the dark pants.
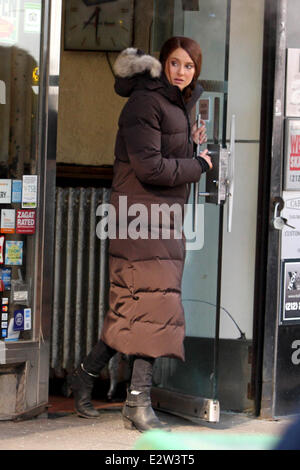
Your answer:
[82,339,154,391]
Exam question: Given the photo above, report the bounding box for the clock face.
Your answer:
[64,0,134,51]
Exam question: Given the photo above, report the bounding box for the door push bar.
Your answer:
[193,114,236,233]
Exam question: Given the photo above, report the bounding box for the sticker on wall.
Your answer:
[13,310,24,331]
[281,259,300,325]
[0,268,11,290]
[0,180,11,204]
[13,308,31,331]
[5,241,23,266]
[284,119,300,190]
[12,290,28,304]
[10,279,30,306]
[24,2,41,34]
[0,235,4,264]
[281,191,300,259]
[0,80,5,105]
[16,209,36,234]
[12,180,22,203]
[0,0,20,45]
[1,329,7,338]
[286,49,300,118]
[22,175,37,208]
[24,308,31,330]
[1,209,15,234]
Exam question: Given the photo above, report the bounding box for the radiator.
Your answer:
[50,187,110,376]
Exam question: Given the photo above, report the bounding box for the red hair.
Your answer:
[159,36,202,102]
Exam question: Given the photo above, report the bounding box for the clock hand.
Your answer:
[83,6,100,30]
[94,7,101,44]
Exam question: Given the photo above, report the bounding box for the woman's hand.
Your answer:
[192,119,207,145]
[199,148,213,170]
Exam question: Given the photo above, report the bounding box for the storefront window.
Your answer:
[0,0,42,342]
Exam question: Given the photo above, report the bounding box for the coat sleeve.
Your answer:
[120,93,203,187]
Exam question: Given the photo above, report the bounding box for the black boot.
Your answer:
[122,389,169,432]
[71,364,100,418]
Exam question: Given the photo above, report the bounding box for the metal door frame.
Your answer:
[251,0,287,419]
[0,0,61,420]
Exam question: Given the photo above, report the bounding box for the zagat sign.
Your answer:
[16,210,36,234]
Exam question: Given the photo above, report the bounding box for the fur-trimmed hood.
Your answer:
[113,48,203,112]
[113,48,162,79]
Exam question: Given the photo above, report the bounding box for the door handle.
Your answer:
[273,201,296,230]
[192,114,202,232]
[226,114,235,233]
[192,113,236,233]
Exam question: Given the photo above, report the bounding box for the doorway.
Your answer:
[48,0,265,420]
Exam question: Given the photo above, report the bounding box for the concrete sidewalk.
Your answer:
[0,404,294,450]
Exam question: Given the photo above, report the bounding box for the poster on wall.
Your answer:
[1,209,15,234]
[0,0,19,45]
[284,119,300,190]
[0,179,11,204]
[22,175,37,208]
[24,2,41,33]
[16,209,36,234]
[281,259,300,325]
[281,191,300,259]
[5,241,23,266]
[286,49,300,118]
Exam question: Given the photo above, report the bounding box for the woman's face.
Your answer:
[164,47,195,91]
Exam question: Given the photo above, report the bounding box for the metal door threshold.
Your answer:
[151,387,220,423]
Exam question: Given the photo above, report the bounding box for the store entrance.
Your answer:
[0,0,279,422]
[48,0,234,422]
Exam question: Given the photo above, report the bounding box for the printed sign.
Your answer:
[285,119,300,190]
[24,308,31,330]
[1,209,15,234]
[24,2,41,33]
[281,260,300,324]
[281,191,300,259]
[286,49,300,118]
[0,235,4,264]
[22,175,37,208]
[12,180,22,203]
[16,209,36,234]
[13,308,31,331]
[0,0,19,45]
[0,179,11,204]
[13,290,28,303]
[0,268,11,290]
[13,309,24,331]
[5,241,23,266]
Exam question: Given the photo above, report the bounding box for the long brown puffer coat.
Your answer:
[101,48,204,361]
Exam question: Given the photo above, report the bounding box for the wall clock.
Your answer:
[64,0,134,51]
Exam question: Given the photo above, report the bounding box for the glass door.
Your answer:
[0,0,60,419]
[151,0,231,423]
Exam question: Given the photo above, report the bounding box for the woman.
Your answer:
[71,37,212,432]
